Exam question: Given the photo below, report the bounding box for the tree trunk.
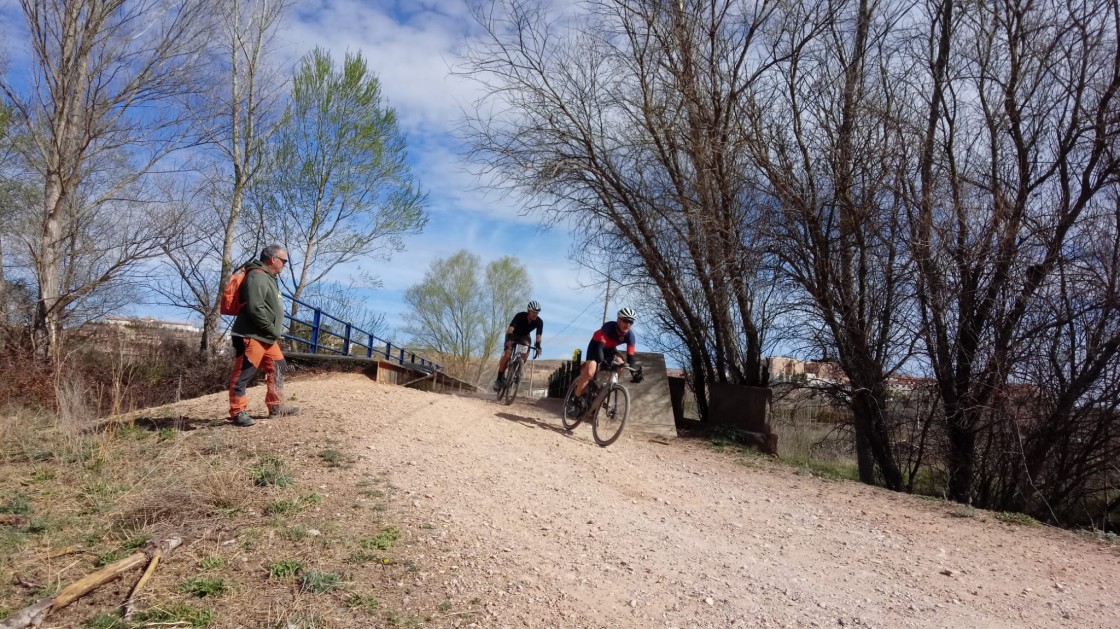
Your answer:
[945,407,975,503]
[34,175,64,359]
[690,351,710,422]
[0,235,8,326]
[847,374,905,490]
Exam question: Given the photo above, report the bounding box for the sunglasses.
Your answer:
[274,256,288,265]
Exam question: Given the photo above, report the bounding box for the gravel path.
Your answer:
[251,373,1120,628]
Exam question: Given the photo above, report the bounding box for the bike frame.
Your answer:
[498,341,536,403]
[510,342,531,364]
[584,358,633,414]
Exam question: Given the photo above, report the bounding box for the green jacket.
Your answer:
[231,259,285,344]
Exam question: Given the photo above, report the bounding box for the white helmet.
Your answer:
[527,300,541,312]
[617,307,636,322]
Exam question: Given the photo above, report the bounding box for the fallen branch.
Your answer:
[0,514,29,527]
[123,538,180,620]
[0,536,181,629]
[13,575,42,591]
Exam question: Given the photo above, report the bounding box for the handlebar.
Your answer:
[514,342,541,359]
[599,360,644,383]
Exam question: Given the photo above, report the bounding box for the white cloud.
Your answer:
[4,0,621,361]
[280,0,481,133]
[279,0,542,226]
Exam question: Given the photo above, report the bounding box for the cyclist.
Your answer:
[493,300,544,391]
[570,307,643,406]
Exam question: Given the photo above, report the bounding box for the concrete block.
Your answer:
[624,352,678,440]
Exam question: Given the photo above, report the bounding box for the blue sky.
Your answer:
[0,0,628,360]
[277,0,620,358]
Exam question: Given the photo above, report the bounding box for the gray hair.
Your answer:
[260,244,286,262]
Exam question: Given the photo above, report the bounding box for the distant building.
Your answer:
[768,356,847,384]
[100,316,202,334]
[72,316,202,356]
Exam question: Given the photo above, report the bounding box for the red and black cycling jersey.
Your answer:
[587,320,636,366]
[508,311,544,337]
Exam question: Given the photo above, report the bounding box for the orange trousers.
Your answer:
[228,337,287,417]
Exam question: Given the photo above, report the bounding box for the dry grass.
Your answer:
[0,397,467,628]
[114,466,256,532]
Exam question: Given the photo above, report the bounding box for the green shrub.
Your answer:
[317,449,350,468]
[360,525,401,551]
[95,549,126,567]
[198,555,226,571]
[298,571,340,594]
[348,594,379,612]
[250,455,292,487]
[264,500,301,516]
[996,511,1040,526]
[267,559,304,579]
[84,614,128,629]
[134,604,213,627]
[179,577,231,597]
[0,493,32,515]
[280,525,308,541]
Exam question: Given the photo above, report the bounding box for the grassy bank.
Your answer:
[0,406,474,628]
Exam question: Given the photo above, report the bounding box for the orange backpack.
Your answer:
[220,267,263,316]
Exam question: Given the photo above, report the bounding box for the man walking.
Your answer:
[228,244,300,426]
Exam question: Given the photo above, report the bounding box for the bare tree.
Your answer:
[0,0,212,359]
[461,0,779,418]
[152,0,291,356]
[908,0,1120,503]
[0,102,20,327]
[746,0,915,488]
[996,201,1120,523]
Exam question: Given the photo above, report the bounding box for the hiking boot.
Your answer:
[233,411,255,427]
[492,375,505,392]
[269,405,301,418]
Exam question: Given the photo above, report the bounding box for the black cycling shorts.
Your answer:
[505,334,533,350]
[586,340,620,367]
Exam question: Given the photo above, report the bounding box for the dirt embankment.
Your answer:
[17,372,1115,629]
[240,373,1120,629]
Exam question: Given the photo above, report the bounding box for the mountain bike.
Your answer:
[561,359,642,446]
[496,342,538,405]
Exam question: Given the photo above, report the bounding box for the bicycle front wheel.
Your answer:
[592,384,630,446]
[561,380,584,431]
[502,359,522,405]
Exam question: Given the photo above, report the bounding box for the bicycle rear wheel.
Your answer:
[561,381,585,431]
[592,384,630,446]
[502,359,522,405]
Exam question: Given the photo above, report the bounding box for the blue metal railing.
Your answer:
[280,294,441,372]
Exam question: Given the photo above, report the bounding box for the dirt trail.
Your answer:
[232,373,1119,628]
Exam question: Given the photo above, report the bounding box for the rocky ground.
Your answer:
[212,372,1120,629]
[19,371,1114,629]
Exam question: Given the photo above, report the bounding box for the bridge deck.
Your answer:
[285,352,477,393]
